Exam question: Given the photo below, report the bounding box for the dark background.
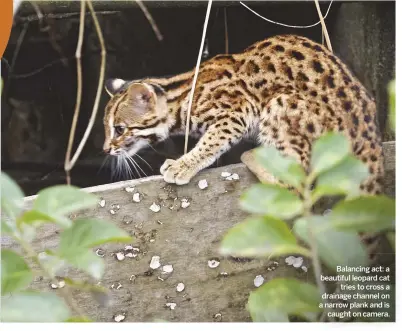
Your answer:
[1,1,395,196]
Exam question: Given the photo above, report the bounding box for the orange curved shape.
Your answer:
[0,0,13,57]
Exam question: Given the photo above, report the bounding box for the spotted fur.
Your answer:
[102,34,384,195]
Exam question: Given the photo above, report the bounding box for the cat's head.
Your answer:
[102,78,170,156]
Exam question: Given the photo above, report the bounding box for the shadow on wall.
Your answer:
[0,0,395,195]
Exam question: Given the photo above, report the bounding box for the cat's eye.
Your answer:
[114,125,125,136]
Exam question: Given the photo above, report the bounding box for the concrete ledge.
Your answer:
[1,142,395,322]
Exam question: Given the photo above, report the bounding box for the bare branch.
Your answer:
[64,0,107,182]
[64,0,86,185]
[135,0,163,41]
[184,0,213,154]
[314,0,333,52]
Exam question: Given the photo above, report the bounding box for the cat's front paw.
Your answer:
[160,158,197,185]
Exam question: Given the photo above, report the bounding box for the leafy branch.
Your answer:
[220,132,395,322]
[1,173,132,322]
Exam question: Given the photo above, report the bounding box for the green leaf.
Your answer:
[330,196,395,233]
[220,216,310,257]
[65,317,92,322]
[1,172,24,220]
[311,133,350,175]
[247,278,321,322]
[17,210,55,228]
[1,220,14,235]
[240,184,303,219]
[33,186,98,228]
[313,156,369,200]
[387,232,395,251]
[294,216,369,271]
[1,250,33,295]
[0,292,70,322]
[59,219,131,251]
[254,146,306,189]
[61,249,105,280]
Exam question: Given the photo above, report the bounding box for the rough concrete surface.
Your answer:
[1,142,395,322]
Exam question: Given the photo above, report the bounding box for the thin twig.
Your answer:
[314,0,333,52]
[65,0,106,177]
[30,2,43,22]
[240,1,333,29]
[14,11,119,23]
[223,7,229,54]
[184,0,213,154]
[135,0,163,41]
[64,0,86,185]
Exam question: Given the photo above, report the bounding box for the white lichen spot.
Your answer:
[230,173,240,180]
[157,276,164,281]
[208,259,220,268]
[149,239,155,243]
[50,280,65,289]
[129,275,136,282]
[267,261,279,271]
[162,265,173,274]
[95,248,105,257]
[181,198,191,209]
[221,171,231,178]
[254,275,264,287]
[198,179,208,190]
[225,173,240,181]
[213,313,223,322]
[109,204,120,215]
[115,252,125,261]
[150,256,161,269]
[165,302,176,310]
[125,186,135,192]
[149,202,161,213]
[124,246,139,258]
[111,282,122,290]
[220,272,228,277]
[157,220,163,225]
[98,199,106,207]
[285,256,295,265]
[133,193,141,203]
[293,257,303,268]
[285,256,303,268]
[113,313,126,322]
[176,283,185,292]
[301,266,308,272]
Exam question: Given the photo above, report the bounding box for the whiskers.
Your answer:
[104,151,152,181]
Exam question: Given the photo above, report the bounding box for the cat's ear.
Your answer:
[105,78,127,97]
[127,83,154,115]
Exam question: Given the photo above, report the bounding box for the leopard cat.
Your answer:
[102,34,384,196]
[102,34,388,264]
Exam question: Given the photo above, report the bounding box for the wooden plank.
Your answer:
[1,142,395,322]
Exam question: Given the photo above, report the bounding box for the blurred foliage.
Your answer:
[1,173,132,322]
[221,132,395,322]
